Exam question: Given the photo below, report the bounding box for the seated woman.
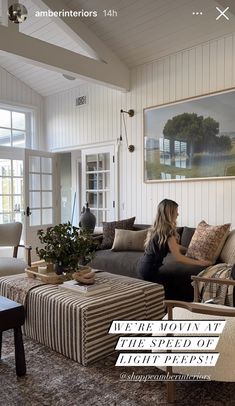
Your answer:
[137,199,211,285]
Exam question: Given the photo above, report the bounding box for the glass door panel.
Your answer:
[0,157,24,225]
[82,146,115,227]
[86,191,97,208]
[42,192,52,207]
[30,191,40,208]
[42,208,53,225]
[29,173,40,190]
[2,177,11,193]
[24,149,58,261]
[98,153,110,170]
[86,173,97,190]
[13,160,23,176]
[41,157,52,173]
[29,156,40,172]
[86,155,97,171]
[42,174,52,190]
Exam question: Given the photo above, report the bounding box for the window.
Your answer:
[0,108,30,148]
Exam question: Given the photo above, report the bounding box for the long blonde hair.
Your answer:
[145,199,178,248]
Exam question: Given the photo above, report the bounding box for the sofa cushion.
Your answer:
[186,221,230,263]
[111,229,148,252]
[181,227,195,248]
[220,229,235,265]
[133,224,151,231]
[90,249,143,277]
[0,257,26,277]
[100,217,136,249]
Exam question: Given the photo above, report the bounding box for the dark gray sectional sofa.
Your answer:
[90,224,206,301]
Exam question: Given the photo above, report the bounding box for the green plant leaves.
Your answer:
[36,222,98,270]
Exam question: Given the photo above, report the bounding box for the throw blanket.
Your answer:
[0,274,45,306]
[195,263,234,306]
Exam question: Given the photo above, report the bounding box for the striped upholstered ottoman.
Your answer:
[0,272,165,366]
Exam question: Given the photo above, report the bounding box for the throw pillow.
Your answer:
[195,263,234,306]
[100,217,136,249]
[186,220,230,263]
[220,229,235,265]
[111,229,148,252]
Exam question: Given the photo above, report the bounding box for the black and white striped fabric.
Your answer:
[0,272,165,365]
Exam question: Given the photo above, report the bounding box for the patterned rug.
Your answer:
[0,331,235,406]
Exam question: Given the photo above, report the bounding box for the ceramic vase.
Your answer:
[79,202,96,233]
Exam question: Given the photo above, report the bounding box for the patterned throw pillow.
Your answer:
[196,263,234,306]
[186,220,230,263]
[100,217,136,249]
[111,229,148,251]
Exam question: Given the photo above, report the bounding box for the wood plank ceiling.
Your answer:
[0,0,235,96]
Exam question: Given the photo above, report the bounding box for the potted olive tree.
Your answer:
[36,222,98,275]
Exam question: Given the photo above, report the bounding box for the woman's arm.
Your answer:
[179,244,187,254]
[168,236,212,266]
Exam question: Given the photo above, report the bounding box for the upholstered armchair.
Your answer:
[0,222,31,277]
[163,274,235,402]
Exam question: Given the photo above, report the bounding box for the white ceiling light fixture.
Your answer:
[62,74,76,81]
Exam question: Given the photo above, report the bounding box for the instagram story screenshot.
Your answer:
[0,1,235,405]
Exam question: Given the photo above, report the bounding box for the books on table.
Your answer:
[58,278,111,296]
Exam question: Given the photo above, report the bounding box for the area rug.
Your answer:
[1,331,235,406]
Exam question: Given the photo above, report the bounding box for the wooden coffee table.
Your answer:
[0,295,26,376]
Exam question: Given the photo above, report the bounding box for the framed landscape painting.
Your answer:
[144,90,235,182]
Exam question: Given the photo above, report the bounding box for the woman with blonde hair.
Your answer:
[137,199,211,283]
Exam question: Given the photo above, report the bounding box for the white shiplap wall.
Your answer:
[0,65,44,149]
[45,33,235,228]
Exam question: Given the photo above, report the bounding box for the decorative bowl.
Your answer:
[72,267,95,284]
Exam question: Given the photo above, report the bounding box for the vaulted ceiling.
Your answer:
[0,0,235,96]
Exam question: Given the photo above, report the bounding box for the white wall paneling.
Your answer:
[45,33,235,228]
[0,65,44,150]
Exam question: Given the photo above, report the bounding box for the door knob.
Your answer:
[24,206,32,216]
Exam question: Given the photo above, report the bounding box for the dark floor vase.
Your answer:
[79,203,96,233]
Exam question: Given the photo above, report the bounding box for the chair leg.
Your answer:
[0,331,2,359]
[14,327,26,377]
[167,381,175,403]
[166,366,175,403]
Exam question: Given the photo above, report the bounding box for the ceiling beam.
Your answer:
[32,0,102,60]
[0,24,129,91]
[31,0,129,77]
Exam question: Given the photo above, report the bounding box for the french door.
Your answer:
[0,147,24,225]
[24,149,59,260]
[81,146,115,227]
